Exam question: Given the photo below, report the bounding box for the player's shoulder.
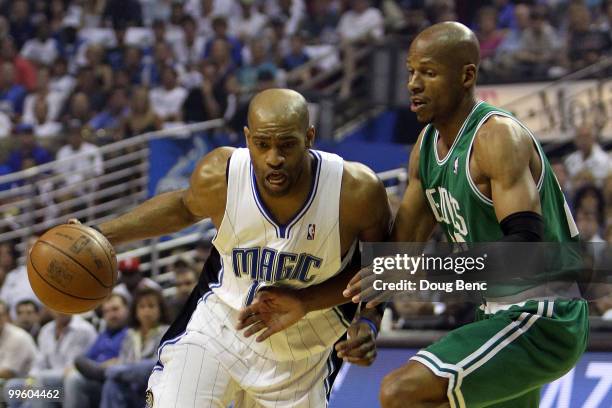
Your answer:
[474,115,532,158]
[192,147,236,186]
[341,161,387,213]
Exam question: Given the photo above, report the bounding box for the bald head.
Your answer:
[411,22,480,70]
[248,88,309,131]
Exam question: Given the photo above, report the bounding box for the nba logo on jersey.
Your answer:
[307,224,316,240]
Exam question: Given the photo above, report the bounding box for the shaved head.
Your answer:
[248,88,309,132]
[411,22,480,71]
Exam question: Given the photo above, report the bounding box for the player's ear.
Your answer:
[463,64,477,89]
[305,125,315,148]
[244,126,251,146]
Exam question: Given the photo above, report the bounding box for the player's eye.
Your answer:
[255,141,269,149]
[281,142,296,149]
[426,70,436,77]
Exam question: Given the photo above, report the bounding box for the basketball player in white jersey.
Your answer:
[71,88,391,407]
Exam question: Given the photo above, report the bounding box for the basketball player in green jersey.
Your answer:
[345,22,589,407]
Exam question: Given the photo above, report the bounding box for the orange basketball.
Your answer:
[27,224,117,314]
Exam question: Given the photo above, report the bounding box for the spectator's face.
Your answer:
[34,97,48,123]
[136,294,161,328]
[154,43,172,64]
[20,132,36,151]
[102,296,128,331]
[0,303,8,333]
[569,5,590,31]
[0,63,15,88]
[578,192,600,214]
[120,269,143,291]
[213,20,228,37]
[577,210,599,240]
[162,69,177,89]
[51,311,72,326]
[16,303,39,331]
[0,243,15,270]
[201,0,213,15]
[125,47,141,67]
[184,20,196,39]
[109,90,128,113]
[36,68,50,91]
[175,271,197,299]
[0,38,16,60]
[352,0,369,13]
[574,125,595,155]
[36,22,50,41]
[251,42,266,63]
[479,12,497,34]
[12,0,29,20]
[290,37,303,54]
[68,129,83,149]
[153,23,166,41]
[514,5,530,30]
[131,88,149,113]
[211,40,230,63]
[77,69,95,90]
[71,93,91,118]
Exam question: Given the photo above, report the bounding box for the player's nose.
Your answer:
[266,148,285,168]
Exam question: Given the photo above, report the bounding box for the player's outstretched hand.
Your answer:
[236,287,307,342]
[343,266,394,309]
[335,320,377,366]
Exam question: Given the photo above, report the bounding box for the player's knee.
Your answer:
[379,361,447,407]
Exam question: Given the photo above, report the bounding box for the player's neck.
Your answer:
[434,96,477,148]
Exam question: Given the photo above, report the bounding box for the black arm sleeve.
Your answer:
[499,211,544,242]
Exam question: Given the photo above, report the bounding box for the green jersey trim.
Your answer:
[465,111,546,207]
[434,101,485,165]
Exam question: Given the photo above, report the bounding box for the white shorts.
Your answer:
[146,293,337,408]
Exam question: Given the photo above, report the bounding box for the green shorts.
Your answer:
[411,299,589,408]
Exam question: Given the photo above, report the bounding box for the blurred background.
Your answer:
[0,0,610,406]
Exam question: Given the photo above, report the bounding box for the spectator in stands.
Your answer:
[103,0,142,28]
[122,86,163,137]
[22,66,63,128]
[19,18,58,66]
[230,0,269,41]
[70,66,107,113]
[149,66,188,122]
[120,47,146,86]
[84,44,113,93]
[141,0,172,27]
[475,6,506,73]
[174,15,206,68]
[282,33,310,72]
[207,38,237,83]
[203,16,243,67]
[574,184,606,220]
[266,0,305,37]
[564,122,610,187]
[238,39,278,91]
[63,294,129,408]
[576,208,605,242]
[194,238,212,264]
[0,300,37,381]
[29,95,63,139]
[167,260,198,319]
[397,3,430,38]
[299,0,340,44]
[113,258,162,303]
[5,124,53,173]
[0,236,39,320]
[513,6,562,78]
[89,87,130,142]
[8,0,34,50]
[0,37,36,91]
[551,158,572,199]
[0,62,27,118]
[337,0,384,99]
[14,300,41,342]
[55,119,103,189]
[4,311,96,408]
[182,60,227,122]
[493,0,516,30]
[60,92,94,130]
[0,242,17,289]
[566,3,612,71]
[99,288,170,408]
[48,58,75,99]
[495,4,531,74]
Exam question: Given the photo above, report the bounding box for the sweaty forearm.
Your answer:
[98,190,202,246]
[301,264,356,313]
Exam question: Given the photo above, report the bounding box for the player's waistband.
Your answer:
[482,282,582,314]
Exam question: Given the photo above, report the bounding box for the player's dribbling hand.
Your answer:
[335,321,377,366]
[236,287,307,342]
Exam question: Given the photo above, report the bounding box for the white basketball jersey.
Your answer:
[211,148,354,361]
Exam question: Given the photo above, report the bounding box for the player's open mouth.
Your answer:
[266,173,287,185]
[410,98,427,112]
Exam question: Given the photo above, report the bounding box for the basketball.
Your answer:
[27,224,117,314]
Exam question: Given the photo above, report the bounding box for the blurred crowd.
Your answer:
[0,233,210,407]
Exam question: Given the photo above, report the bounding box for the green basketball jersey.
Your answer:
[418,101,581,295]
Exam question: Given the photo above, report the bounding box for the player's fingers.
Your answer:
[344,340,375,358]
[236,312,260,330]
[256,326,278,343]
[243,321,266,338]
[335,334,369,353]
[364,291,393,309]
[344,350,376,366]
[67,218,82,225]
